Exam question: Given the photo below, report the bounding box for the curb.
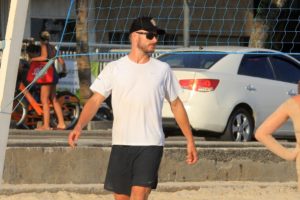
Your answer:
[0,181,297,195]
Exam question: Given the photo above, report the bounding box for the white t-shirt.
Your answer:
[90,56,181,146]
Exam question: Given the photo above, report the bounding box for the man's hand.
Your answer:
[169,97,198,165]
[68,128,81,148]
[67,93,106,148]
[186,142,198,164]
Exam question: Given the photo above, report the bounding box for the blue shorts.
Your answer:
[104,145,163,196]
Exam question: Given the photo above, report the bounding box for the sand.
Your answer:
[0,182,300,200]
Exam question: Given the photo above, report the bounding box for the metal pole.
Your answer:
[183,0,190,47]
[0,0,29,183]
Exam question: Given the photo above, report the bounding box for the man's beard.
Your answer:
[138,43,156,54]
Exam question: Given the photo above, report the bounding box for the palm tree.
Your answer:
[249,0,287,48]
[76,0,91,104]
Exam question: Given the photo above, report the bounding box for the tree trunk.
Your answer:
[76,0,91,104]
[249,19,269,48]
[249,0,287,48]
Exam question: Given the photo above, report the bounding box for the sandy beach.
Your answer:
[0,182,299,200]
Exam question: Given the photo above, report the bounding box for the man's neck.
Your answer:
[128,49,151,64]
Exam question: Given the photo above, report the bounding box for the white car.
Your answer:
[158,46,300,141]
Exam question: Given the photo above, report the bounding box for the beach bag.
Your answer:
[26,61,55,84]
[48,44,67,78]
[55,57,67,78]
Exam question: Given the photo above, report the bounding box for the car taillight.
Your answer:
[179,79,219,92]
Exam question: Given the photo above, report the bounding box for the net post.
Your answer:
[0,0,29,184]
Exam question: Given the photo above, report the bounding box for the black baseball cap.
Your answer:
[129,17,165,35]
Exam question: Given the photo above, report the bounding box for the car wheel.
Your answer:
[221,107,254,142]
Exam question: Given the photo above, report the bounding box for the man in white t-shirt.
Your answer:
[69,16,198,200]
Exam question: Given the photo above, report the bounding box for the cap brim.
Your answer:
[130,27,166,35]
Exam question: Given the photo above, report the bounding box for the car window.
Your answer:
[238,55,274,80]
[269,56,300,84]
[158,52,227,69]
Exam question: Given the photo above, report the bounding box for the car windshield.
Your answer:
[158,51,227,69]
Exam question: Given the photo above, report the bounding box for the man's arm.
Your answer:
[68,92,106,148]
[169,97,198,164]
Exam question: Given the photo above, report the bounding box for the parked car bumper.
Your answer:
[162,95,230,133]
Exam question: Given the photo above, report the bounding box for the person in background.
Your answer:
[68,16,198,200]
[30,31,66,130]
[18,43,40,85]
[255,94,300,191]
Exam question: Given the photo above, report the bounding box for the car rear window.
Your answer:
[158,51,227,69]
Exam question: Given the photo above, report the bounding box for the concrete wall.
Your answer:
[3,146,296,184]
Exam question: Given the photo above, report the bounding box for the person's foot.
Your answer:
[35,126,52,131]
[54,124,66,130]
[53,127,66,130]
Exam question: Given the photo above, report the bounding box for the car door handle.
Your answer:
[246,84,256,91]
[288,89,297,96]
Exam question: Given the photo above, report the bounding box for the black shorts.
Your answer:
[104,145,163,196]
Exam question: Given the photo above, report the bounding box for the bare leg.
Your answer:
[37,85,51,130]
[113,186,151,200]
[114,193,130,200]
[50,85,66,129]
[130,186,151,200]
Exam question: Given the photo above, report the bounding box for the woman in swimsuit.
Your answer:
[255,95,300,191]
